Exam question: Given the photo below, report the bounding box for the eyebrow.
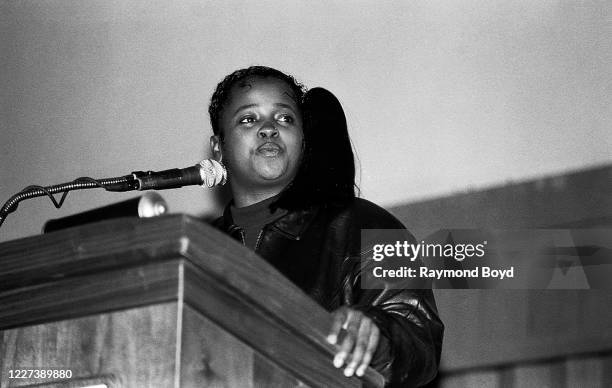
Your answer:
[233,103,296,115]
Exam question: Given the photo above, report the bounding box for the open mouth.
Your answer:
[257,142,282,156]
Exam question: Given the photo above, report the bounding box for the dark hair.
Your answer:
[274,87,357,210]
[208,67,356,210]
[208,65,307,137]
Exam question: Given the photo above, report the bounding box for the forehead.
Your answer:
[226,76,299,107]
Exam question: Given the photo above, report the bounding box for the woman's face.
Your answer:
[211,76,304,196]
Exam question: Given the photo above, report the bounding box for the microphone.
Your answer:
[131,159,227,191]
[0,159,227,230]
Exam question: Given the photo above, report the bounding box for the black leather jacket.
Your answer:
[213,198,444,387]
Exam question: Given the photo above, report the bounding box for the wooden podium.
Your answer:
[0,215,384,387]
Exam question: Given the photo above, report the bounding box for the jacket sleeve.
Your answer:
[349,230,444,387]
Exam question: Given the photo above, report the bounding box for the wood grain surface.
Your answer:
[1,303,178,387]
[0,215,384,387]
[180,305,255,388]
[183,261,357,387]
[0,260,180,330]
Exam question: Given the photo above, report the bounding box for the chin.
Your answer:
[257,168,299,188]
[253,160,289,180]
[257,170,287,182]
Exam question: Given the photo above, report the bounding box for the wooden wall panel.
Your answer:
[434,290,612,370]
[390,164,612,232]
[512,364,557,388]
[435,353,612,388]
[438,371,500,388]
[389,166,612,379]
[1,303,178,388]
[566,357,603,388]
[391,166,612,386]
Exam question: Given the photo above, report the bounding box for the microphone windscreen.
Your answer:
[199,159,227,187]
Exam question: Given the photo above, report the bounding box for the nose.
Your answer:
[258,122,278,138]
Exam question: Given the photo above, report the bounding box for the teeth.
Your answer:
[258,144,281,154]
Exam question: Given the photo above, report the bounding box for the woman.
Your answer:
[209,66,443,387]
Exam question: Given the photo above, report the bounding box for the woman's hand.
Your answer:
[327,306,380,377]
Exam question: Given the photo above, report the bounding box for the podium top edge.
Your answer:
[0,215,216,285]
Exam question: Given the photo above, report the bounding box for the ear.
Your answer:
[210,135,223,162]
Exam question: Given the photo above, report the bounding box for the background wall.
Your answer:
[1,2,611,386]
[390,165,612,387]
[1,0,610,242]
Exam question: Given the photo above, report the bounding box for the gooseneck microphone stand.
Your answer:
[0,159,227,230]
[0,175,138,229]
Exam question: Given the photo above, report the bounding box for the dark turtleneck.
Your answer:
[230,194,287,250]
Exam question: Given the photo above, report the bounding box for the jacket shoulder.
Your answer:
[341,198,407,230]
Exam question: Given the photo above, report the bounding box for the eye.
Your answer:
[239,115,256,124]
[277,114,294,124]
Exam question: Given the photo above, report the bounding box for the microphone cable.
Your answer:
[0,175,137,229]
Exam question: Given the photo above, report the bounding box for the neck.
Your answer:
[231,187,284,208]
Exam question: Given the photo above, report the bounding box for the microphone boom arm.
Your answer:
[0,159,226,230]
[0,175,138,229]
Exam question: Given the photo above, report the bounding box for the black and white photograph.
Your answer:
[1,1,611,387]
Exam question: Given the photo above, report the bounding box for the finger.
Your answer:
[356,324,380,377]
[327,307,348,345]
[344,317,372,377]
[334,310,360,368]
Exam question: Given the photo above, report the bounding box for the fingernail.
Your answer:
[344,366,354,377]
[327,334,337,344]
[333,353,345,368]
[356,365,366,376]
